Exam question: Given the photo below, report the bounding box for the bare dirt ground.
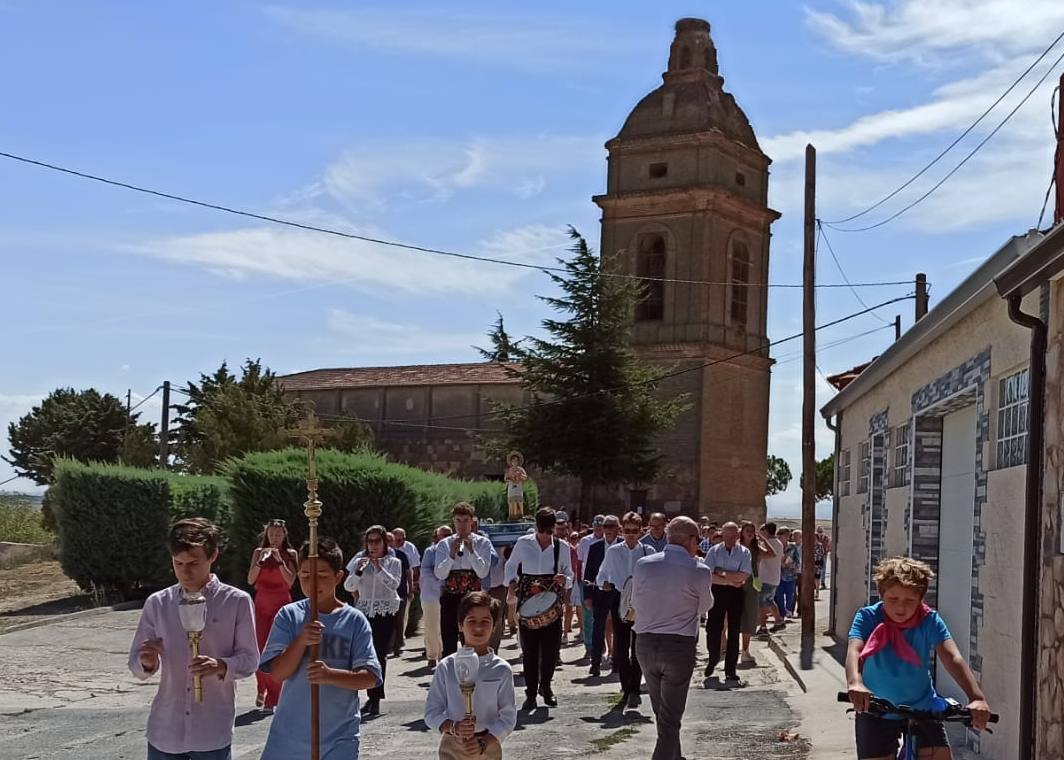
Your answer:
[0,560,94,633]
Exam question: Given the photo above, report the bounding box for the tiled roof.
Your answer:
[278,362,523,391]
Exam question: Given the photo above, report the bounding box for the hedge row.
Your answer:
[50,450,536,595]
[49,460,231,595]
[221,448,536,581]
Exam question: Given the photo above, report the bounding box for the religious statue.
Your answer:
[504,451,528,521]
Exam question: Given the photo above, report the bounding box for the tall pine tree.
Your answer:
[474,312,519,362]
[500,228,686,519]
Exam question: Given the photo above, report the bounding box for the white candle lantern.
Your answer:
[179,591,208,703]
[453,646,480,719]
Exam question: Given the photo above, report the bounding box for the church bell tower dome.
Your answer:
[616,18,762,152]
[593,18,778,523]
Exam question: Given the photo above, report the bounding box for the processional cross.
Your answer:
[286,410,339,760]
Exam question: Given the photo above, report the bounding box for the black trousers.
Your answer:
[440,593,462,657]
[706,585,744,678]
[519,619,562,698]
[590,587,616,668]
[367,612,396,700]
[390,597,408,654]
[488,586,508,653]
[610,602,641,694]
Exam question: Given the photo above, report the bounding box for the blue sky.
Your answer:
[2,1,1062,517]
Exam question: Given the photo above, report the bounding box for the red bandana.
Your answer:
[859,603,932,667]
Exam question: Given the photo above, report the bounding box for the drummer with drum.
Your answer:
[596,511,654,709]
[503,507,573,711]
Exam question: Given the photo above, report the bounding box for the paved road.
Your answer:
[0,608,809,759]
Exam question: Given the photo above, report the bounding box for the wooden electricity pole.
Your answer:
[800,144,817,666]
[158,381,170,468]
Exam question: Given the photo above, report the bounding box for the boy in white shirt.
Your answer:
[424,592,516,759]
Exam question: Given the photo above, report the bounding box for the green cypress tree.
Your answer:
[499,228,686,518]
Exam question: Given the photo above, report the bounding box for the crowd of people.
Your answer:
[128,503,990,760]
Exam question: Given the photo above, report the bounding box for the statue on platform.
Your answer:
[504,451,528,521]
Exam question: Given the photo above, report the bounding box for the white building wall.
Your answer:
[828,290,1036,759]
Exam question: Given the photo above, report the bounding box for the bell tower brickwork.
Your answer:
[594,18,780,522]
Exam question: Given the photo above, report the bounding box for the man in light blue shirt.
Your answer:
[632,517,713,760]
[638,512,668,553]
[703,522,752,683]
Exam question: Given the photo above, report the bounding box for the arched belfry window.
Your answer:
[729,242,751,329]
[635,234,666,322]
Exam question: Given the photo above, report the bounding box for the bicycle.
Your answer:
[837,691,999,760]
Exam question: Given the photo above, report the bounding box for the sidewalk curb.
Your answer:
[0,599,143,636]
[768,635,807,693]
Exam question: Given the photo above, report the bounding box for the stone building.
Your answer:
[281,18,777,522]
[820,232,1046,758]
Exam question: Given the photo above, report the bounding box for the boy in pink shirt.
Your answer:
[128,518,259,760]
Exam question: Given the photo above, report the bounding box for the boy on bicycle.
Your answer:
[846,557,991,759]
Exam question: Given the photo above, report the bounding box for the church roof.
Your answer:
[279,362,522,391]
[615,18,762,154]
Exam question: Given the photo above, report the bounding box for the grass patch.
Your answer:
[0,498,54,544]
[590,726,639,753]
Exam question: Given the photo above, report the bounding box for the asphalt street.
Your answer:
[0,607,809,759]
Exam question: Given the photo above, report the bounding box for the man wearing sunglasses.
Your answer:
[597,512,654,708]
[583,515,621,677]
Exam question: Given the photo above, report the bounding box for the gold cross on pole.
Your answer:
[284,409,338,760]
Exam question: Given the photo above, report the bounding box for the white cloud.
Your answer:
[264,6,626,71]
[134,223,571,298]
[806,0,1064,64]
[326,310,485,355]
[316,136,604,209]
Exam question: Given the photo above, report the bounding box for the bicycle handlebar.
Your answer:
[836,692,999,725]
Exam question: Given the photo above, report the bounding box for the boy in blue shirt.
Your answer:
[845,557,991,759]
[260,538,382,760]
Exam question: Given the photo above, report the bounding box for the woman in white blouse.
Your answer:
[344,524,401,717]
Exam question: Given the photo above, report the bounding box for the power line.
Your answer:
[823,44,1064,234]
[425,294,914,423]
[0,148,914,290]
[129,385,163,413]
[0,474,21,487]
[317,321,898,435]
[823,29,1064,226]
[817,221,894,325]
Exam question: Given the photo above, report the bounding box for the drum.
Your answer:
[518,590,560,629]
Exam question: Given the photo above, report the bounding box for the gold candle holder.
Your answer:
[188,631,202,703]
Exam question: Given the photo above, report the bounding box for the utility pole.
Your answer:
[123,389,132,464]
[915,273,929,320]
[800,143,817,667]
[894,315,901,342]
[1055,72,1063,225]
[158,381,171,468]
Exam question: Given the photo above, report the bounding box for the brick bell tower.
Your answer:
[593,18,779,522]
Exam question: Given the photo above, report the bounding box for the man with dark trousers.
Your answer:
[505,507,573,710]
[703,521,752,684]
[583,514,621,677]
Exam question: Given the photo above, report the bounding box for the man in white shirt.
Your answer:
[577,515,606,567]
[755,522,785,635]
[420,525,451,668]
[435,502,494,656]
[504,507,573,711]
[597,511,655,708]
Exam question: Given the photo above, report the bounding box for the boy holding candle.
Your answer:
[424,592,516,760]
[128,518,259,760]
[259,537,382,760]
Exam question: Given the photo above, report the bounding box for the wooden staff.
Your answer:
[288,411,336,760]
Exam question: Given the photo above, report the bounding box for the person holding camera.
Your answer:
[247,518,298,713]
